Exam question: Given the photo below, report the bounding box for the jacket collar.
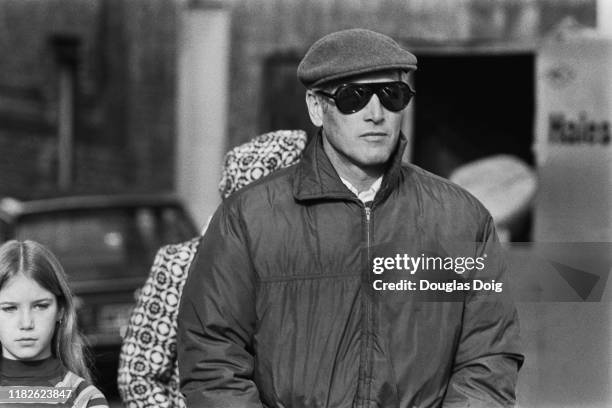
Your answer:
[293,129,407,204]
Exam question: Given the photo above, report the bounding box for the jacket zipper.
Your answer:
[365,206,371,260]
[358,203,373,407]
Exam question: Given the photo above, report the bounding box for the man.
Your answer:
[178,28,523,408]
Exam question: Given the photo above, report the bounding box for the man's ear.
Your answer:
[305,90,324,127]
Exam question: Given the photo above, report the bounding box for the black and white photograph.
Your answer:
[0,1,610,407]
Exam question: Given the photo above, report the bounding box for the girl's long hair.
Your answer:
[0,240,91,382]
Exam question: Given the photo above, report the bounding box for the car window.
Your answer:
[13,206,195,281]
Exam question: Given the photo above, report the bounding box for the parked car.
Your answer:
[0,193,198,397]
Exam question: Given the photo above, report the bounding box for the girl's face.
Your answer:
[0,273,60,361]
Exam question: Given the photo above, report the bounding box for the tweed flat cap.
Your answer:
[297,28,417,88]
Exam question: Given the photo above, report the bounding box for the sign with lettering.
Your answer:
[535,35,612,242]
[548,112,610,145]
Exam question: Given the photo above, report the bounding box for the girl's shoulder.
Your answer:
[58,370,109,408]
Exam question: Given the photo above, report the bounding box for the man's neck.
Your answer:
[322,134,384,193]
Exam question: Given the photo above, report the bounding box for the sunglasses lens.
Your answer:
[335,85,372,114]
[323,82,414,114]
[379,83,413,112]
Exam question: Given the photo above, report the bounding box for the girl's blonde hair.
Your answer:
[0,240,91,381]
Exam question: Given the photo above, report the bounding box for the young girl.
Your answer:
[0,240,108,408]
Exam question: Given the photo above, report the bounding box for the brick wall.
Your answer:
[0,0,177,199]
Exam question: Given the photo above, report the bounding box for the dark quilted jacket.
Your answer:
[177,132,524,408]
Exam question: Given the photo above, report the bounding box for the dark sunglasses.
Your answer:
[315,81,415,114]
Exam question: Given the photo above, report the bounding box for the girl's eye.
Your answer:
[34,303,50,310]
[1,305,17,312]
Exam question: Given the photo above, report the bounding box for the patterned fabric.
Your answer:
[218,129,308,199]
[117,238,200,408]
[117,130,307,408]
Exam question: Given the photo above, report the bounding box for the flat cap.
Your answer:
[297,28,417,88]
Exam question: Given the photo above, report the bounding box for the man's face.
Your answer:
[306,71,407,170]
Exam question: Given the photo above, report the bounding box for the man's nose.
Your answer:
[19,309,34,330]
[363,94,385,123]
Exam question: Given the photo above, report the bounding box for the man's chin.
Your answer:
[357,152,393,167]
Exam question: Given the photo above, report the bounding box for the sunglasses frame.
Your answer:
[315,81,415,114]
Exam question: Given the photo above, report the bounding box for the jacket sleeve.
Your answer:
[442,216,525,408]
[118,239,200,408]
[177,203,264,408]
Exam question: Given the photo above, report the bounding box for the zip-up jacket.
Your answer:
[177,132,524,408]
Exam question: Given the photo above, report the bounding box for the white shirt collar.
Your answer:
[339,176,383,203]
